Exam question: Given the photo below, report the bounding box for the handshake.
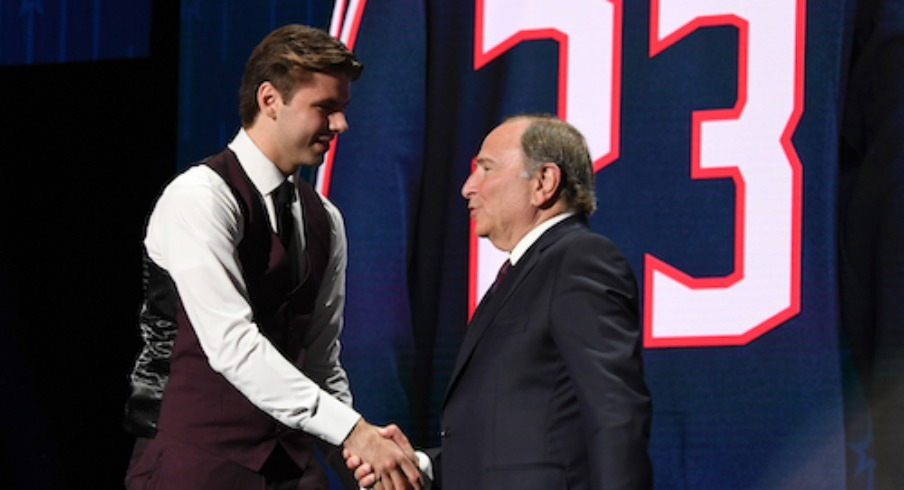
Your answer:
[342,419,426,490]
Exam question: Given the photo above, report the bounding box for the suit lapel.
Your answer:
[443,216,586,407]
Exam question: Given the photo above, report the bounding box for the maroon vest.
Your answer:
[155,149,331,471]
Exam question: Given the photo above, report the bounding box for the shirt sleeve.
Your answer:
[144,166,360,446]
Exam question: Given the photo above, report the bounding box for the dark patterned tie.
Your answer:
[490,259,511,293]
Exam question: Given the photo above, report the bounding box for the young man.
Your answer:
[123,25,421,490]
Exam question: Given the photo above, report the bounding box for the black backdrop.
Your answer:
[0,2,179,487]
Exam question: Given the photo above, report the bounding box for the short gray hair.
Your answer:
[508,114,597,216]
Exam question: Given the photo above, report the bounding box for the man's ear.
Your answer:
[532,162,562,208]
[257,81,280,120]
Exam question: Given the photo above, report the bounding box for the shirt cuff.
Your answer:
[300,389,361,446]
[416,450,434,485]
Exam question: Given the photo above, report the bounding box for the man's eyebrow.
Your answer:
[314,95,351,107]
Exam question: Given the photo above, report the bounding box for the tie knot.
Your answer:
[274,180,296,208]
[498,259,511,277]
[491,259,511,293]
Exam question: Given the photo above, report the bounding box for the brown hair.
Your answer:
[238,24,363,127]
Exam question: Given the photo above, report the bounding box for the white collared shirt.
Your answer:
[509,212,575,266]
[144,129,360,445]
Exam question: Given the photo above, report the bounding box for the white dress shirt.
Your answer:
[144,129,360,446]
[509,212,574,266]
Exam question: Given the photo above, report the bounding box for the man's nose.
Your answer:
[329,112,349,134]
[461,172,477,199]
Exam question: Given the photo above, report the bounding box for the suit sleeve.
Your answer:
[548,233,653,490]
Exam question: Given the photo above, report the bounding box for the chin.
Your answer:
[298,155,325,167]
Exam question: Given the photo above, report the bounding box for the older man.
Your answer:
[350,114,652,489]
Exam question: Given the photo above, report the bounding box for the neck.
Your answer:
[494,202,571,252]
[244,124,295,176]
[528,200,570,231]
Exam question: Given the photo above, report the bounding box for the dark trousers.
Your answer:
[124,433,328,490]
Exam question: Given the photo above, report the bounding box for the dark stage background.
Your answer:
[1,1,902,489]
[0,1,178,487]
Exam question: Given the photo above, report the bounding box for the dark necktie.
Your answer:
[490,259,511,294]
[273,180,297,249]
[273,180,301,286]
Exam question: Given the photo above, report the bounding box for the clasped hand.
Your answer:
[343,420,422,490]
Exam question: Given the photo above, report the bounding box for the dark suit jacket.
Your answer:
[431,216,652,489]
